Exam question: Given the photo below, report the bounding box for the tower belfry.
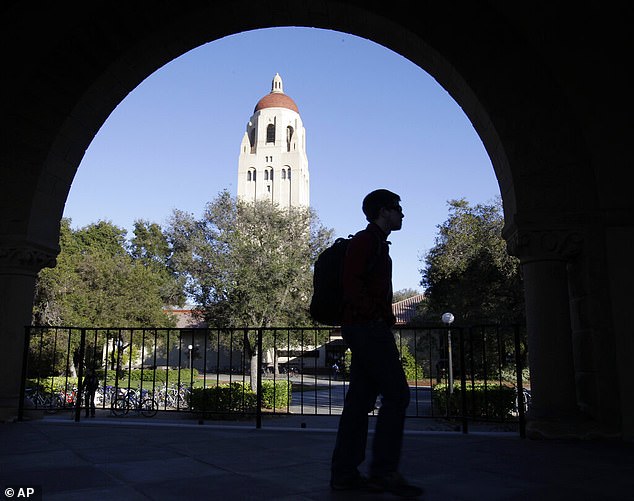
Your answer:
[237,74,310,208]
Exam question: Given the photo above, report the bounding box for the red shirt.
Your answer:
[341,223,396,326]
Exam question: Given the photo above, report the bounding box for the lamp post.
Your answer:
[441,312,455,394]
[188,344,193,370]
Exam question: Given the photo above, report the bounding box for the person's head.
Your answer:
[362,189,404,233]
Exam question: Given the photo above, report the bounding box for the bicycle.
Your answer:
[42,385,79,412]
[155,383,190,410]
[111,389,158,417]
[24,387,60,414]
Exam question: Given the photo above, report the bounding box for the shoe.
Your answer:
[368,472,424,498]
[330,472,368,491]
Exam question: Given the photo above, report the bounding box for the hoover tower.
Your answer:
[237,74,309,208]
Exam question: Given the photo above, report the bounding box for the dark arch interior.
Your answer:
[1,2,632,438]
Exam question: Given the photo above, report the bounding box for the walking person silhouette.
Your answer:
[330,189,423,498]
[82,367,99,418]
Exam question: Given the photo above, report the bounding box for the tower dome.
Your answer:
[254,73,299,113]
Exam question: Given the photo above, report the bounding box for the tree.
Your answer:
[33,219,178,328]
[392,288,421,303]
[130,219,185,307]
[32,219,180,378]
[169,191,332,327]
[419,198,524,324]
[167,191,333,384]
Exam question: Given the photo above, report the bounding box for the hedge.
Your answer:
[261,379,292,410]
[27,368,200,394]
[188,380,292,414]
[188,382,257,414]
[432,382,517,419]
[104,368,199,385]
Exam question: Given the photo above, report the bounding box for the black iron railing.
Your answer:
[19,324,529,436]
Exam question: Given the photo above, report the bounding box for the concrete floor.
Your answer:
[1,414,632,500]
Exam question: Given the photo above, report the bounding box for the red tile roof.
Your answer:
[392,294,425,325]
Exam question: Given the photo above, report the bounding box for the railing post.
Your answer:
[459,328,469,434]
[18,326,31,422]
[256,328,263,429]
[514,324,526,438]
[74,328,86,422]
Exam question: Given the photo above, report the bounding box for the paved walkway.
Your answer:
[1,413,632,500]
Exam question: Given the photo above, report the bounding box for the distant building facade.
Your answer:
[237,74,310,208]
[165,296,424,373]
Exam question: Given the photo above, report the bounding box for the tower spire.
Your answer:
[271,73,284,94]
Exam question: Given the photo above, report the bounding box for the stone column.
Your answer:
[522,258,578,418]
[506,226,584,434]
[0,242,56,421]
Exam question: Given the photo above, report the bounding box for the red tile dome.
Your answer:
[253,73,299,113]
[254,92,299,113]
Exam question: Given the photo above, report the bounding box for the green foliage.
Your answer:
[188,379,292,415]
[261,379,292,409]
[33,219,181,328]
[341,349,351,378]
[420,198,524,324]
[392,288,421,303]
[432,382,517,419]
[188,382,257,414]
[400,345,426,380]
[26,377,77,395]
[168,191,333,329]
[27,328,81,377]
[105,368,199,385]
[130,220,185,306]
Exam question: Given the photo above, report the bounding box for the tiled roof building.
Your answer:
[392,294,425,326]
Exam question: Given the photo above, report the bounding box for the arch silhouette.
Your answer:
[1,3,631,439]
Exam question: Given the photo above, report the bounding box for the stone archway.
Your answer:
[2,3,632,439]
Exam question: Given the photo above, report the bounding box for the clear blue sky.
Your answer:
[63,27,500,294]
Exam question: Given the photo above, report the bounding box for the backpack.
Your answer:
[309,232,382,326]
[309,237,351,326]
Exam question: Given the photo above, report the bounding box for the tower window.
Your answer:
[281,169,286,180]
[250,129,256,153]
[286,126,294,152]
[247,171,251,181]
[264,170,269,181]
[266,124,275,143]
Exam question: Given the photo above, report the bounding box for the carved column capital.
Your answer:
[505,226,584,263]
[0,242,58,275]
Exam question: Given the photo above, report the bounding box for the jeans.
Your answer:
[331,321,410,478]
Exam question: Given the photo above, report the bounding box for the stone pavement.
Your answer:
[0,413,632,500]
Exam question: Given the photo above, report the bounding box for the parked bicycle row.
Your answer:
[24,381,192,415]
